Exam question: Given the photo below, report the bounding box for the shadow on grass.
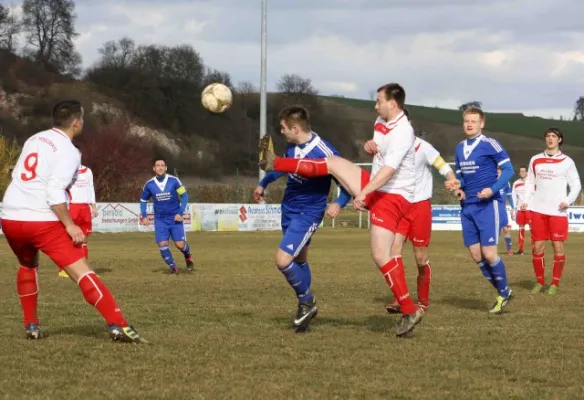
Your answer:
[268,314,397,333]
[510,279,535,291]
[441,296,488,311]
[44,324,105,339]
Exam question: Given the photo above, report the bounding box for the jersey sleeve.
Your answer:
[174,177,187,195]
[140,182,151,202]
[47,151,80,206]
[487,138,511,166]
[382,127,414,169]
[565,159,582,206]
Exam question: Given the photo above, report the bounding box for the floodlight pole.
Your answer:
[259,0,268,187]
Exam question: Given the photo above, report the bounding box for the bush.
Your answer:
[0,135,21,198]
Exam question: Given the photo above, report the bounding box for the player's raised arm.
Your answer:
[563,160,582,208]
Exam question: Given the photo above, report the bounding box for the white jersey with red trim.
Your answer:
[524,151,581,217]
[413,137,442,203]
[511,178,527,211]
[1,128,80,221]
[69,165,96,205]
[371,111,416,201]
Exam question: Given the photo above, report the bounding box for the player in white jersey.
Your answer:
[1,100,145,342]
[521,128,581,295]
[364,119,455,313]
[58,145,98,278]
[260,83,437,337]
[511,166,531,254]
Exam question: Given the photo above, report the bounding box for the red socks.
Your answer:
[78,272,128,327]
[273,157,329,177]
[380,257,416,314]
[551,254,566,286]
[417,262,432,307]
[532,253,545,285]
[17,266,39,326]
[82,244,88,259]
[518,228,525,252]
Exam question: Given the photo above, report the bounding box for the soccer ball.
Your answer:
[201,83,232,113]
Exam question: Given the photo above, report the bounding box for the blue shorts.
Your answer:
[498,199,509,231]
[154,218,186,243]
[279,213,322,257]
[461,201,501,247]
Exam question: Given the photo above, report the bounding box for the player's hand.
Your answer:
[455,189,465,201]
[352,193,368,211]
[66,224,85,245]
[363,140,378,155]
[510,210,515,221]
[559,201,569,210]
[141,217,150,226]
[520,203,528,211]
[253,185,265,203]
[477,188,493,199]
[174,214,183,222]
[326,203,342,218]
[445,179,461,191]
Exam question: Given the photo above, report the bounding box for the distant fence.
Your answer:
[2,203,584,234]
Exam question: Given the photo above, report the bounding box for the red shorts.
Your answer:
[69,203,92,236]
[1,220,85,269]
[530,212,568,241]
[396,199,432,247]
[361,169,412,233]
[516,210,532,226]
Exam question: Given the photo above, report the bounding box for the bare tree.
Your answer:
[0,5,21,52]
[276,73,318,96]
[21,0,82,76]
[203,67,233,89]
[573,96,584,121]
[97,37,135,69]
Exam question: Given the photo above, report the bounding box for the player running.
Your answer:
[253,105,350,333]
[1,100,145,342]
[445,106,514,314]
[364,125,455,313]
[58,145,98,278]
[140,158,193,274]
[497,166,514,255]
[259,83,429,337]
[521,128,581,295]
[511,166,531,255]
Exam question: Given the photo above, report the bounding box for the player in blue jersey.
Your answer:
[497,166,514,255]
[140,158,193,274]
[253,105,351,333]
[446,106,514,314]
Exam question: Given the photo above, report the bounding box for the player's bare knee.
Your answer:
[276,249,294,269]
[533,241,545,254]
[481,247,498,264]
[158,241,170,248]
[551,241,564,255]
[174,241,186,250]
[414,247,428,267]
[467,245,483,263]
[63,258,92,282]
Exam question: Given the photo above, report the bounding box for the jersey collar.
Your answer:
[544,150,562,157]
[51,127,70,139]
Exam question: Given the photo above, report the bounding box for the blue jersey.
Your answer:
[455,134,511,205]
[260,133,350,217]
[140,174,187,219]
[498,182,514,208]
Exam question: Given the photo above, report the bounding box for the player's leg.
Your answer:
[410,200,433,309]
[548,216,568,295]
[39,222,145,343]
[155,220,178,273]
[276,216,319,332]
[515,210,526,254]
[1,220,42,339]
[294,246,312,291]
[370,194,422,337]
[171,221,194,272]
[502,226,513,255]
[385,232,407,314]
[259,137,363,196]
[530,212,548,293]
[461,206,496,288]
[479,202,512,314]
[498,201,512,254]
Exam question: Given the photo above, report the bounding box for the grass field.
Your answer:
[323,96,584,146]
[1,229,584,399]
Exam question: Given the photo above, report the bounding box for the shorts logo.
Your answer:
[488,237,495,243]
[286,244,294,251]
[371,213,384,223]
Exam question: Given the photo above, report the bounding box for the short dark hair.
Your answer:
[545,127,563,146]
[376,83,406,109]
[278,105,311,132]
[53,100,83,128]
[519,165,527,170]
[403,108,410,119]
[463,106,485,120]
[153,157,166,166]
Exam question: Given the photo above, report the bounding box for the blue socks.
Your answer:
[297,261,312,289]
[504,236,512,252]
[477,259,497,289]
[490,257,511,298]
[279,261,313,303]
[159,246,176,268]
[181,243,191,259]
